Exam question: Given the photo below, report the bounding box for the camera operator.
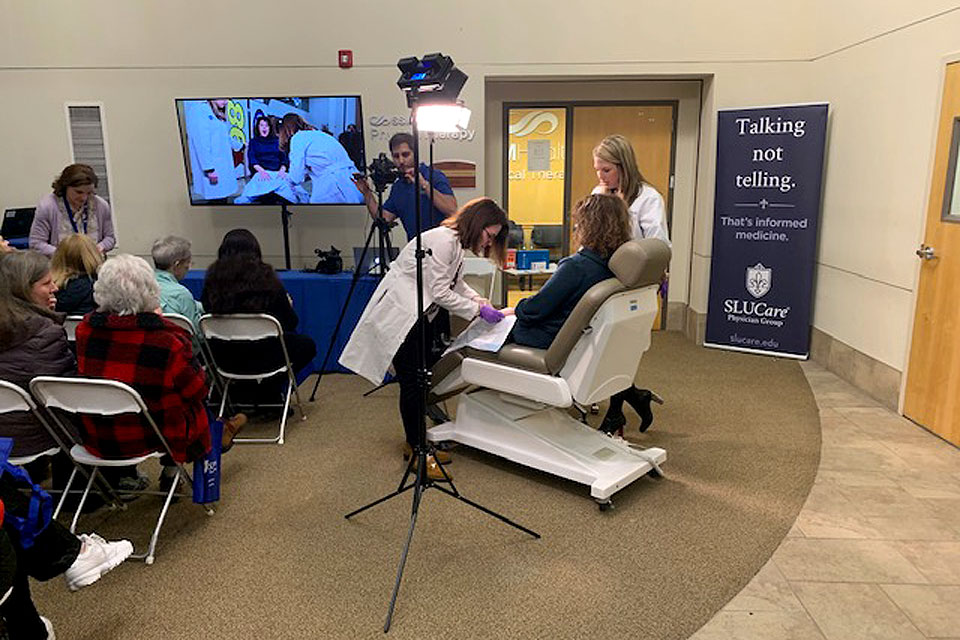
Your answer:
[353,133,458,240]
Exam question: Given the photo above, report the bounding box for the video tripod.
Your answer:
[307,161,397,402]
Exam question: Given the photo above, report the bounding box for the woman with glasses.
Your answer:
[340,198,509,480]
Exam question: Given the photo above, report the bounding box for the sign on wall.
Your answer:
[705,103,828,358]
[507,108,567,226]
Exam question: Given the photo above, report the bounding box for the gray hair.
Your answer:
[0,250,50,304]
[151,235,192,271]
[94,254,161,315]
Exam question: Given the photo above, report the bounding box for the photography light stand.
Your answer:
[308,175,394,402]
[344,57,540,633]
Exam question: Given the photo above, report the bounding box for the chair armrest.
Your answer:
[461,358,572,408]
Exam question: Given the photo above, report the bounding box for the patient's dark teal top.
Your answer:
[510,248,614,350]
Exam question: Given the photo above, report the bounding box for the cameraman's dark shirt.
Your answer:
[384,163,453,240]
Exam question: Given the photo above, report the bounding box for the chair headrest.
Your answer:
[608,239,671,288]
[543,238,670,374]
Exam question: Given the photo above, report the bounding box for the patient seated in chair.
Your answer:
[427,196,672,501]
[505,194,633,349]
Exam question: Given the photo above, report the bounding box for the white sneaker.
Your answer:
[40,615,55,639]
[64,533,134,591]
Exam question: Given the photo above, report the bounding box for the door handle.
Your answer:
[916,244,937,260]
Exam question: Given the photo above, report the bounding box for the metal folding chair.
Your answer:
[163,312,226,403]
[0,380,98,520]
[62,315,84,343]
[29,376,214,565]
[198,313,306,445]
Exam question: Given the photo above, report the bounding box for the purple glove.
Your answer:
[478,305,504,324]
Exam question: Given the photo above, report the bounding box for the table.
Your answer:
[181,270,379,374]
[501,264,557,306]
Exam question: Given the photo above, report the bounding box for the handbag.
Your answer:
[0,438,53,549]
[192,417,222,504]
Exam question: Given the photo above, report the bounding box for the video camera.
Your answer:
[368,152,401,192]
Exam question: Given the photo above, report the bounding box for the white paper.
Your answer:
[444,315,517,355]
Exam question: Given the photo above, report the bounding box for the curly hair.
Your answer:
[51,164,98,197]
[572,194,632,258]
[94,254,160,315]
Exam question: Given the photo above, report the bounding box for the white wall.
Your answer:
[1,0,958,374]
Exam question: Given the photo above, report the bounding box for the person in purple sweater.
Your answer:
[29,164,116,257]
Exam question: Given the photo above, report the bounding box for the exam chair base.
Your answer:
[428,389,666,502]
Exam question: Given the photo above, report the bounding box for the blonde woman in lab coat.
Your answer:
[340,198,509,479]
[592,133,670,435]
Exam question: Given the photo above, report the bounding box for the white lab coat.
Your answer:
[339,226,484,384]
[288,130,364,204]
[593,183,671,247]
[185,102,239,201]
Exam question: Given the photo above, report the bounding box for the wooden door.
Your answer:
[903,61,960,446]
[569,104,675,239]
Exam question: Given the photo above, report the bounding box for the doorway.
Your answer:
[502,101,677,322]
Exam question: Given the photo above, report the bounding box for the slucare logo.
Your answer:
[723,263,791,327]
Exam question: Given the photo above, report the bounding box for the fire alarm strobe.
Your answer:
[338,50,353,69]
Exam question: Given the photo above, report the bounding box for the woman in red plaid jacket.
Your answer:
[75,254,212,466]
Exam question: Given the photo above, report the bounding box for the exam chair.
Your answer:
[427,238,670,509]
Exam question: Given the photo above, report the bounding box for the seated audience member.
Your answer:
[0,251,77,484]
[152,235,203,328]
[201,229,317,396]
[51,233,103,314]
[0,469,133,639]
[508,193,633,349]
[75,254,238,491]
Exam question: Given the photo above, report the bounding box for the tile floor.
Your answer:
[689,361,960,640]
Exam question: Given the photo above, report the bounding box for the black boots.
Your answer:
[599,387,662,435]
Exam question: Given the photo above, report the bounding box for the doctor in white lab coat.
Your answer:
[277,113,364,204]
[340,197,509,475]
[592,133,670,436]
[184,99,239,201]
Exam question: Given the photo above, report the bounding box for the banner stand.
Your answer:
[704,103,829,359]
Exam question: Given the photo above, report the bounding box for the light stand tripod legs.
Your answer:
[345,446,540,632]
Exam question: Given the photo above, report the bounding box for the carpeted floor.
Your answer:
[33,331,820,640]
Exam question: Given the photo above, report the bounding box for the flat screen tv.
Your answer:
[175,96,366,206]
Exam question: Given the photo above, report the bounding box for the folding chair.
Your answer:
[29,376,214,565]
[198,314,306,445]
[463,256,498,302]
[0,380,96,520]
[62,315,84,343]
[163,313,226,402]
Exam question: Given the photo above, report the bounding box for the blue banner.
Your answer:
[705,104,828,358]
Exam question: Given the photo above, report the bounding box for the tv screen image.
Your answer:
[175,96,366,206]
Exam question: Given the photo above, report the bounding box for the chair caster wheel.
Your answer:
[597,499,614,512]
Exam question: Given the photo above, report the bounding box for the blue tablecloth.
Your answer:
[181,270,379,375]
